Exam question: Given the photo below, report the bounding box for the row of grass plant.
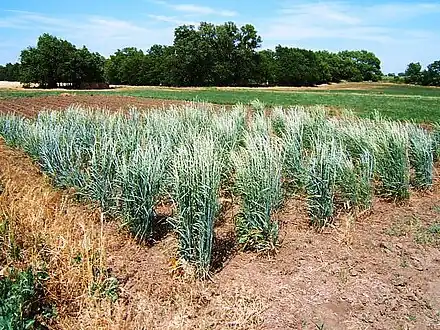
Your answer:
[0,103,438,276]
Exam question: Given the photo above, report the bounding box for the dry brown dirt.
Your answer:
[1,140,440,329]
[0,95,195,117]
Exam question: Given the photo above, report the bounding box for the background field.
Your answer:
[0,82,439,123]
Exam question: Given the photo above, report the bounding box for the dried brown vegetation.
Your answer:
[0,140,111,327]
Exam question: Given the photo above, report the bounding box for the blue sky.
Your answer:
[0,0,439,73]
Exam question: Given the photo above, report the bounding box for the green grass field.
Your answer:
[0,83,439,123]
[116,88,440,123]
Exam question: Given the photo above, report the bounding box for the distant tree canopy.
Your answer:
[104,22,383,87]
[0,63,21,81]
[404,61,440,86]
[2,22,389,88]
[19,33,105,88]
[104,22,263,86]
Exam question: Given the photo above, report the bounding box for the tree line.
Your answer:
[1,21,384,88]
[403,61,440,86]
[0,63,21,81]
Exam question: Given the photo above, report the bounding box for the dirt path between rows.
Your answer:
[1,140,440,329]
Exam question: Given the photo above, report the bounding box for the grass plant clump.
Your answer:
[300,106,328,149]
[271,107,307,192]
[329,120,376,210]
[212,105,246,180]
[374,122,411,201]
[116,139,170,241]
[305,138,342,227]
[408,126,434,189]
[170,134,222,277]
[0,114,29,148]
[433,122,440,161]
[233,132,283,251]
[336,149,375,211]
[84,133,120,214]
[332,119,375,159]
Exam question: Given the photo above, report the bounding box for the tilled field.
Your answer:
[0,95,192,116]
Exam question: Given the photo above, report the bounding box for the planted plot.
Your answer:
[0,103,438,277]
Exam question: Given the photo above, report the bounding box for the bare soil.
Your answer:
[0,95,195,117]
[1,142,440,329]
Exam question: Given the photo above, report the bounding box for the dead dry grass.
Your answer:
[0,141,111,327]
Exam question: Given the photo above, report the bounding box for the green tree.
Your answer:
[66,47,105,88]
[256,49,277,85]
[33,33,75,88]
[15,23,389,88]
[20,47,42,85]
[210,22,239,85]
[274,46,323,86]
[170,21,262,86]
[234,24,262,85]
[105,47,148,85]
[145,45,175,85]
[0,63,21,81]
[425,60,440,86]
[404,62,423,85]
[314,51,332,84]
[338,50,382,82]
[20,33,105,88]
[172,24,206,86]
[316,51,348,83]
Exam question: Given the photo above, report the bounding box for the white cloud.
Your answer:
[151,0,237,17]
[261,1,440,43]
[172,4,236,17]
[257,1,440,72]
[0,10,173,57]
[279,2,361,25]
[147,14,197,26]
[0,3,239,64]
[368,2,440,20]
